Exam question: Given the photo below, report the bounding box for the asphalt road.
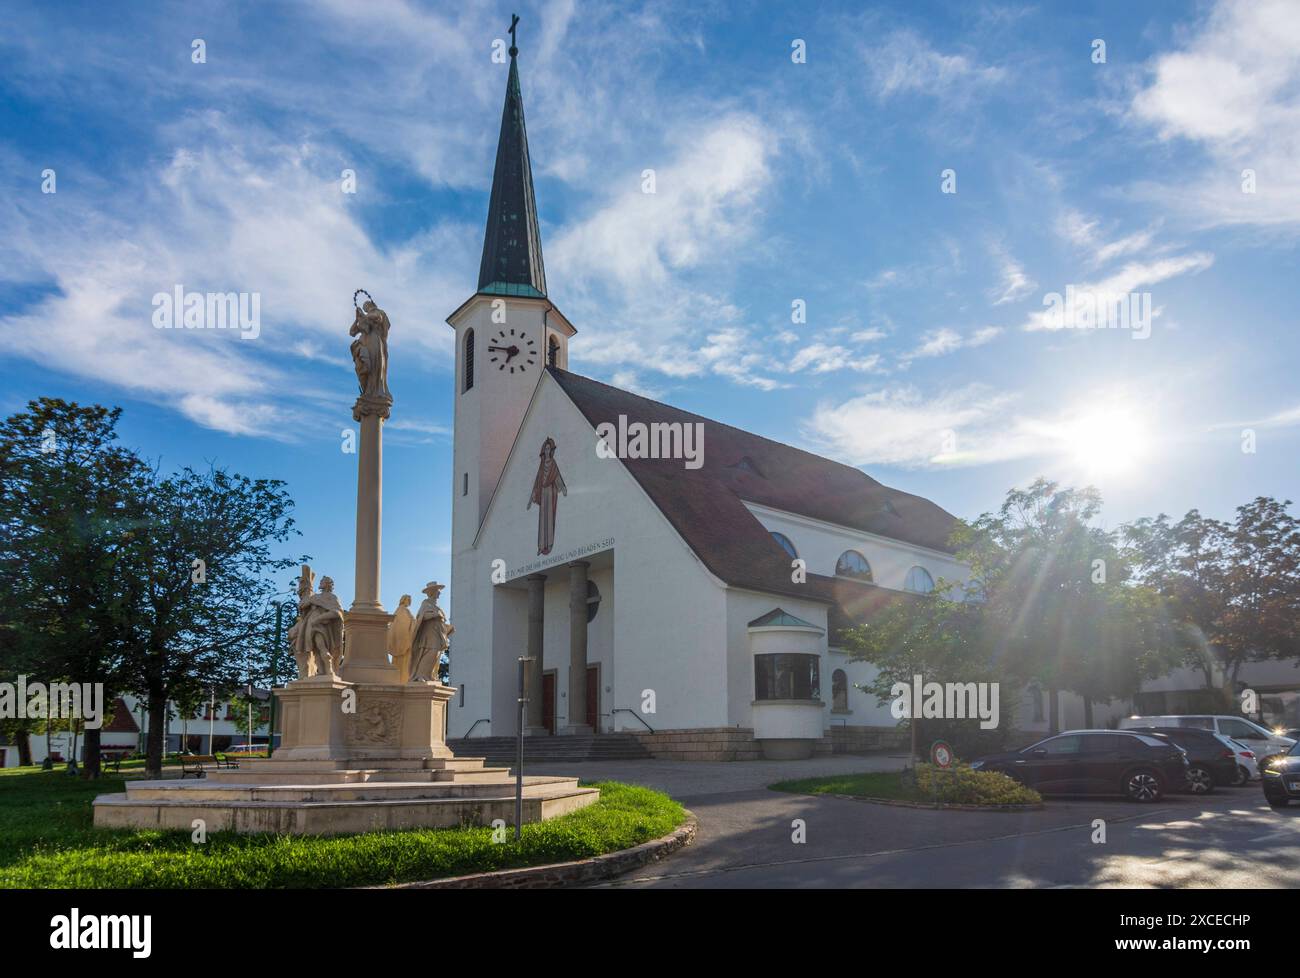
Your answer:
[539,757,1300,888]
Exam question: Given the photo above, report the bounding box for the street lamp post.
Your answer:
[515,654,533,841]
[268,598,295,757]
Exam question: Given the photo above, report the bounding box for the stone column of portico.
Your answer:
[342,393,399,684]
[524,574,548,735]
[562,560,592,735]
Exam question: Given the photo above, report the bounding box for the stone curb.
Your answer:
[375,812,697,889]
[780,790,1044,812]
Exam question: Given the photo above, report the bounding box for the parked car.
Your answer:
[970,730,1190,802]
[1118,715,1295,762]
[1222,737,1262,785]
[1128,726,1233,793]
[225,743,269,755]
[1261,742,1300,809]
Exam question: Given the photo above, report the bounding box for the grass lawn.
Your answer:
[770,769,1042,807]
[0,766,685,888]
[770,771,925,802]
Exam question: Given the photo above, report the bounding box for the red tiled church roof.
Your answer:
[548,367,960,606]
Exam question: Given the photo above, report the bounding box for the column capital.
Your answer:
[352,393,393,422]
[567,559,591,570]
[525,572,548,582]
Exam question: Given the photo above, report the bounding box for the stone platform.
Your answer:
[93,755,599,835]
[93,675,600,835]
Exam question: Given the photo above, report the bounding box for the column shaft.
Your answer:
[526,574,546,733]
[352,412,383,612]
[567,561,591,732]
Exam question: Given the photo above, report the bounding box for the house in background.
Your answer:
[0,690,277,767]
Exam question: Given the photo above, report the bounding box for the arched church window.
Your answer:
[770,531,798,560]
[832,670,848,712]
[835,550,872,581]
[464,329,475,392]
[1028,682,1045,722]
[904,565,934,594]
[547,334,560,368]
[586,580,601,623]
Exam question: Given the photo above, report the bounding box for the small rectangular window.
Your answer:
[458,684,465,707]
[462,473,468,496]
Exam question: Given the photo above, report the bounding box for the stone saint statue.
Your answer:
[287,565,346,678]
[349,299,391,401]
[387,594,416,683]
[409,581,453,683]
[526,437,566,556]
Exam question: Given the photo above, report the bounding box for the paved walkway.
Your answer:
[547,753,909,797]
[521,756,1300,888]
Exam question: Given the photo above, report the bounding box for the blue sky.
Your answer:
[2,0,1297,607]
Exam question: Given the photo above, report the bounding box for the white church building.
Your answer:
[443,37,981,760]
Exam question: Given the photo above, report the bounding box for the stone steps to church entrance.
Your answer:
[447,734,653,764]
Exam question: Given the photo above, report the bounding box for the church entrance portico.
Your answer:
[490,548,613,737]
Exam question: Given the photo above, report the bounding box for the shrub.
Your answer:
[913,763,1041,806]
[915,716,1018,762]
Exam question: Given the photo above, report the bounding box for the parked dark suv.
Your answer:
[1262,742,1300,809]
[970,730,1190,802]
[1126,726,1237,793]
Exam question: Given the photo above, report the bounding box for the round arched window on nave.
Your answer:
[836,549,872,581]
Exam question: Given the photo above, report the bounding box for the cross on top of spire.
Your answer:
[509,13,519,57]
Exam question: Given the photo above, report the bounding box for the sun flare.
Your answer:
[1061,405,1150,479]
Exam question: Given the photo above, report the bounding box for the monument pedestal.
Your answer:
[274,675,454,762]
[340,608,399,684]
[93,675,599,835]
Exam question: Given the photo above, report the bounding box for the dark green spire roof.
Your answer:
[477,35,547,299]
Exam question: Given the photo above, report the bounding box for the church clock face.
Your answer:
[487,328,537,375]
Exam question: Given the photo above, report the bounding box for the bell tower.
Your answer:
[448,17,575,555]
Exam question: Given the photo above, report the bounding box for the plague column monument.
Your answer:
[93,287,598,835]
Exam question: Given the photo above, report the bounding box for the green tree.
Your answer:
[0,399,148,777]
[839,579,1001,763]
[1123,497,1300,708]
[956,479,1181,731]
[119,464,302,777]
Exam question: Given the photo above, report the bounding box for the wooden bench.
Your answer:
[103,753,126,774]
[179,755,215,778]
[214,753,239,770]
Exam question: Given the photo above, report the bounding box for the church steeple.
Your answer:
[477,14,547,299]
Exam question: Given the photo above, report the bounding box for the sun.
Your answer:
[1061,405,1150,479]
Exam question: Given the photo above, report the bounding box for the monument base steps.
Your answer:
[93,679,600,835]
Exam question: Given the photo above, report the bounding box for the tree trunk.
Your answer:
[1049,688,1061,735]
[1083,695,1094,728]
[146,694,167,779]
[16,727,32,766]
[82,726,102,779]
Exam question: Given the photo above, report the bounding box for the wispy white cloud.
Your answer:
[1129,0,1300,229]
[1023,253,1214,332]
[785,343,882,375]
[862,29,1006,101]
[1209,404,1300,431]
[989,245,1035,306]
[803,385,1020,468]
[0,115,471,436]
[903,326,1002,360]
